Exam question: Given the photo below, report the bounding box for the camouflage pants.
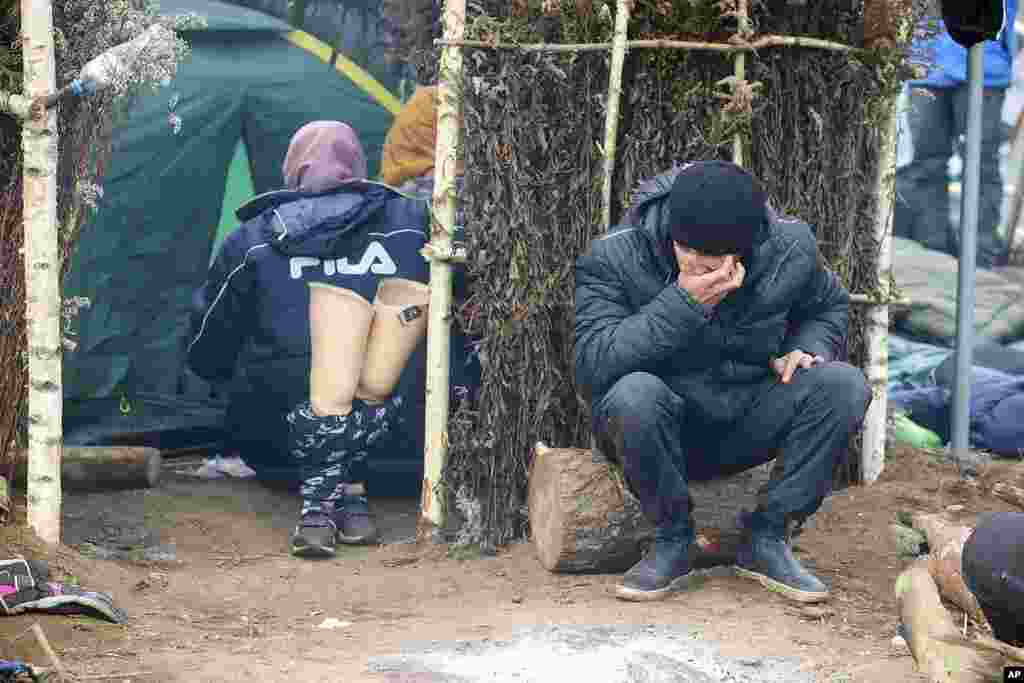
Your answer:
[286,396,403,515]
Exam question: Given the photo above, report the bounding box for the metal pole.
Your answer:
[950,43,985,461]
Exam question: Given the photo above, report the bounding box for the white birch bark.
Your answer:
[21,0,63,545]
[421,0,466,536]
[600,0,631,230]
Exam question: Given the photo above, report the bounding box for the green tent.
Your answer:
[62,0,401,449]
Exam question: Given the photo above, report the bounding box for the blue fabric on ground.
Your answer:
[890,366,1024,455]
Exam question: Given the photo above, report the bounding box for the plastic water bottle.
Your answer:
[69,24,174,97]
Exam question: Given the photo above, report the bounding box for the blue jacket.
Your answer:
[911,0,1018,89]
[186,181,471,473]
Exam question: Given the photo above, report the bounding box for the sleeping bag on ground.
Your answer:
[892,237,1024,345]
[890,366,1024,456]
[888,334,953,389]
[934,343,1024,386]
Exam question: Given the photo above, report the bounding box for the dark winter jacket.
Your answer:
[574,166,851,425]
[186,181,470,472]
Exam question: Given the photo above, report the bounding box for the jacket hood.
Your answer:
[623,163,773,275]
[236,180,415,259]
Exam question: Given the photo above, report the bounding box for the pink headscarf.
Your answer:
[282,121,368,193]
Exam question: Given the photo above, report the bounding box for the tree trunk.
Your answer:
[895,558,1004,683]
[22,0,62,545]
[12,446,162,492]
[528,442,653,573]
[527,442,773,573]
[861,89,900,485]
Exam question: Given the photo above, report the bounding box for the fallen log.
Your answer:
[527,442,773,573]
[991,482,1024,510]
[13,446,162,492]
[895,558,1004,682]
[911,512,974,554]
[929,541,988,626]
[934,634,1024,666]
[910,513,987,626]
[976,460,1024,510]
[528,442,652,573]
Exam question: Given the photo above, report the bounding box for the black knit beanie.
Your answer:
[668,161,767,256]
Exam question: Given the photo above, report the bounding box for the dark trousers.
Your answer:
[962,512,1024,644]
[894,85,1006,269]
[591,362,872,542]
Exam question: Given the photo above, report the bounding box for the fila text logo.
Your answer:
[289,241,398,279]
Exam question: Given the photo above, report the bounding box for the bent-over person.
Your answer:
[187,121,465,558]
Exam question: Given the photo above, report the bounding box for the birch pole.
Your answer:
[21,0,63,544]
[861,5,912,484]
[861,97,899,485]
[732,0,749,166]
[421,0,466,538]
[600,0,631,230]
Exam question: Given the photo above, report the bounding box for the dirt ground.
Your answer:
[0,443,1021,682]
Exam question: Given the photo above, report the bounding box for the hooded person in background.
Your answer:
[574,161,872,603]
[187,121,449,557]
[381,84,437,193]
[381,84,465,202]
[283,120,369,192]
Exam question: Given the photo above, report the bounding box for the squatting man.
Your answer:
[574,161,872,603]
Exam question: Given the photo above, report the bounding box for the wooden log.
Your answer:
[933,633,1024,666]
[930,540,988,626]
[895,558,1004,682]
[977,461,1024,504]
[966,636,1024,664]
[911,512,973,555]
[991,482,1024,510]
[529,442,653,573]
[13,446,161,492]
[910,513,987,625]
[527,442,773,574]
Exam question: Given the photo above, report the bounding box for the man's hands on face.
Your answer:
[770,350,825,384]
[674,243,745,308]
